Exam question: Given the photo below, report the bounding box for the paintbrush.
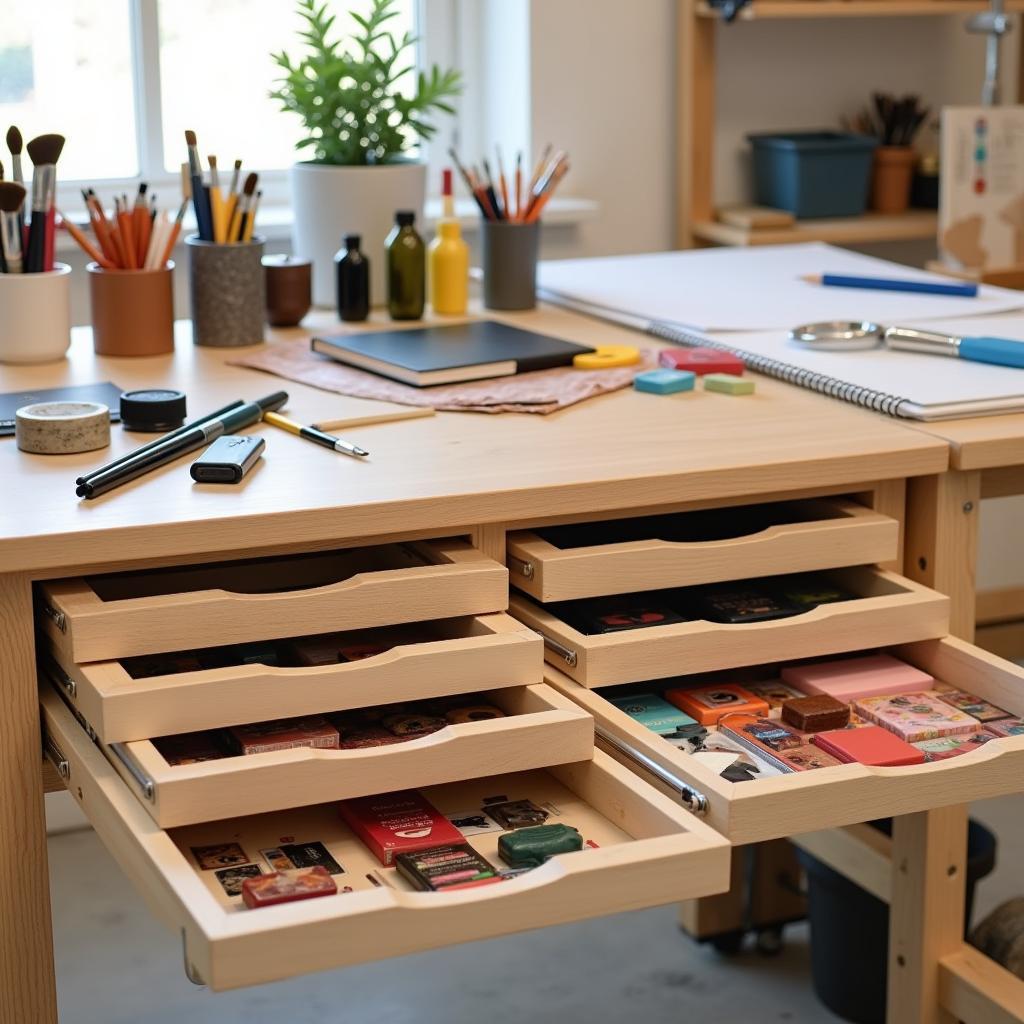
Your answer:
[184,130,214,241]
[0,181,27,273]
[232,172,258,242]
[24,133,64,272]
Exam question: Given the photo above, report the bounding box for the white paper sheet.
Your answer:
[537,242,1024,332]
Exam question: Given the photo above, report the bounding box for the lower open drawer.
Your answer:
[48,614,541,743]
[104,684,594,827]
[41,684,730,991]
[550,637,1024,845]
[510,567,949,687]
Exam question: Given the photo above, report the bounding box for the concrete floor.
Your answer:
[48,795,1021,1024]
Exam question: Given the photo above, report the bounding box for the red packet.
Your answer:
[241,866,337,909]
[338,790,464,865]
[658,347,744,376]
[229,715,340,754]
[813,725,925,766]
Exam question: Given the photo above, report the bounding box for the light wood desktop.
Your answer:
[4,303,1014,1023]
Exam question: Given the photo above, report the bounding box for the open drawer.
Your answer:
[550,637,1024,845]
[41,684,730,992]
[46,614,542,744]
[37,539,508,663]
[507,499,899,603]
[102,684,594,828]
[509,567,949,687]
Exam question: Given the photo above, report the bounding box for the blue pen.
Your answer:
[807,273,978,298]
[884,327,1024,369]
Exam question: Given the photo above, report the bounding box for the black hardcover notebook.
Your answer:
[0,381,123,436]
[311,321,595,387]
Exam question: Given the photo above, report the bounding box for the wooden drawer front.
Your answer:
[507,499,899,603]
[48,614,542,744]
[41,684,730,992]
[106,684,594,828]
[509,567,949,687]
[38,539,508,663]
[550,636,1024,845]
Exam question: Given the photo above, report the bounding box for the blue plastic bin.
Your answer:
[748,131,878,219]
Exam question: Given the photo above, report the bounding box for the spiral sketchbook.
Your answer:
[537,244,1024,420]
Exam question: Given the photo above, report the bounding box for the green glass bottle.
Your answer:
[385,210,425,320]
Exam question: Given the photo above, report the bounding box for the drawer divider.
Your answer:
[596,726,709,817]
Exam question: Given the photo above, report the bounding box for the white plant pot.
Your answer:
[290,161,427,308]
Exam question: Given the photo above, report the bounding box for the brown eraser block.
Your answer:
[781,694,850,732]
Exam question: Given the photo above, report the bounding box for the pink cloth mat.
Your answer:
[229,338,656,414]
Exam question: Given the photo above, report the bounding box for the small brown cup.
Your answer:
[88,262,175,356]
[263,254,312,327]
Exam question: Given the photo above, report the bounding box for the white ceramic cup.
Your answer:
[0,263,72,364]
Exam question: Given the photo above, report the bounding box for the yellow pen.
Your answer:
[208,155,226,243]
[262,410,368,459]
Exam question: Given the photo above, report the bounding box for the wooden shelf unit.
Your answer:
[677,0,1024,247]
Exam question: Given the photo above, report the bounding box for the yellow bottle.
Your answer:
[428,220,469,315]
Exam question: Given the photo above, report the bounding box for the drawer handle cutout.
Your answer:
[596,727,709,817]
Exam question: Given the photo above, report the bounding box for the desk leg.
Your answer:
[887,807,967,1024]
[0,574,58,1023]
[905,470,980,642]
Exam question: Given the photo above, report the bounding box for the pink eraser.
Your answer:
[781,654,933,703]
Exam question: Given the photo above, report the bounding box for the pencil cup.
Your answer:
[0,263,71,364]
[187,235,266,347]
[88,262,175,357]
[481,220,540,311]
[263,253,312,327]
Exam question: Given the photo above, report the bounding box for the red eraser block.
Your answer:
[659,347,744,376]
[242,866,337,909]
[812,725,925,766]
[338,790,464,865]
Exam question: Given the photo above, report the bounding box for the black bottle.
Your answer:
[335,234,370,322]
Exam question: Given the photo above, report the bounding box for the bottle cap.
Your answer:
[396,210,415,227]
[119,389,187,432]
[344,234,361,249]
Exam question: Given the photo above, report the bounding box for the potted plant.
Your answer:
[272,0,461,306]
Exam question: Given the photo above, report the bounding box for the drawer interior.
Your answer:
[80,542,468,601]
[522,499,879,550]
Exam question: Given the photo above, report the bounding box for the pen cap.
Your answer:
[120,388,187,432]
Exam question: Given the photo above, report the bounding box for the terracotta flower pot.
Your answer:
[871,146,916,214]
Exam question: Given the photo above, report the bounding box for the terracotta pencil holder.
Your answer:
[263,253,312,327]
[0,263,71,364]
[481,221,539,311]
[871,146,916,214]
[88,262,175,357]
[187,235,266,347]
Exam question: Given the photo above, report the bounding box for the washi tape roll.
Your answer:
[573,344,641,369]
[15,401,111,455]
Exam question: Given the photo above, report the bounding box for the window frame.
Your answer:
[54,0,460,214]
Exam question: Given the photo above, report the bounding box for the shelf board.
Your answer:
[697,0,1024,19]
[694,210,937,246]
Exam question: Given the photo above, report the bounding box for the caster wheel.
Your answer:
[755,926,784,956]
[709,929,745,956]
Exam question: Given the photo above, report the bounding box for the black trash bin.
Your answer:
[797,818,997,1024]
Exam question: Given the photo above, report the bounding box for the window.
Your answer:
[0,0,457,207]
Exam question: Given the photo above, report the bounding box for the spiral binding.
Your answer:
[647,321,911,417]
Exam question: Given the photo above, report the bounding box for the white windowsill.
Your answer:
[54,196,600,254]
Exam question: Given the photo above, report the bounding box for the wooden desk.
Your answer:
[0,306,951,1023]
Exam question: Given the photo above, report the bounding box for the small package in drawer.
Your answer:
[853,692,980,742]
[338,790,464,866]
[781,695,850,733]
[395,843,502,892]
[813,725,924,767]
[985,717,1024,738]
[782,654,933,702]
[664,683,769,726]
[719,714,843,772]
[913,732,997,762]
[228,715,340,754]
[241,865,338,908]
[932,684,1014,724]
[608,692,702,737]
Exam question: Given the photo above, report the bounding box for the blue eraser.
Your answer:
[634,369,696,395]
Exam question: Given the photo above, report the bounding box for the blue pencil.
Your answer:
[804,272,978,298]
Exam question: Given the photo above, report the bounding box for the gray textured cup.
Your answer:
[187,235,266,347]
[481,221,539,311]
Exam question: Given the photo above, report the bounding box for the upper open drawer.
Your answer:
[41,684,729,992]
[551,637,1024,844]
[37,539,508,663]
[507,499,899,603]
[509,567,949,687]
[46,613,542,744]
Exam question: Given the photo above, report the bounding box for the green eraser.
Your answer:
[703,373,755,395]
[498,823,583,868]
[634,369,696,395]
